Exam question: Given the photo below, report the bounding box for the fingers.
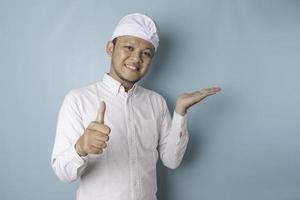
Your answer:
[82,101,110,155]
[92,140,107,149]
[90,147,103,154]
[87,122,111,135]
[186,87,221,105]
[199,87,221,94]
[206,87,221,94]
[86,130,109,141]
[95,133,109,142]
[90,140,107,154]
[195,87,221,97]
[87,139,108,154]
[84,134,109,154]
[96,101,106,124]
[206,87,221,91]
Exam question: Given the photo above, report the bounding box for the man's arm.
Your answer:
[51,92,88,183]
[158,98,189,169]
[51,92,110,183]
[158,87,221,169]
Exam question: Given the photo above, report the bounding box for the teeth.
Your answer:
[125,64,138,71]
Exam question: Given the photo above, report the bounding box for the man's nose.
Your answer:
[130,51,143,64]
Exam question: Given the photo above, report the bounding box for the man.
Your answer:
[51,13,221,200]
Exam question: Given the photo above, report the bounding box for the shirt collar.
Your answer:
[102,73,138,96]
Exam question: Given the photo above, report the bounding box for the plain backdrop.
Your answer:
[1,0,300,199]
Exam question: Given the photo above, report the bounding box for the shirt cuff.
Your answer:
[172,111,187,130]
[172,111,188,144]
[68,145,87,166]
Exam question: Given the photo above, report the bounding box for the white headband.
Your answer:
[111,13,159,51]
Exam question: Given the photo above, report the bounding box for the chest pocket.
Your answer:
[137,119,158,150]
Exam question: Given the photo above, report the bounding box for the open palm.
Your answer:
[175,87,221,115]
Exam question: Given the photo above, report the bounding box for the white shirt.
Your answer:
[51,73,189,200]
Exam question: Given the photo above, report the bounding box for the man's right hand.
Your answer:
[75,101,110,156]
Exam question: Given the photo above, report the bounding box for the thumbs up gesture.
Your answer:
[75,101,111,156]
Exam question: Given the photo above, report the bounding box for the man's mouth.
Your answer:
[124,64,139,71]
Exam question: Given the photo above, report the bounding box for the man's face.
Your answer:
[106,35,155,85]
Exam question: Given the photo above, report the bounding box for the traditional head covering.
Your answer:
[111,13,159,51]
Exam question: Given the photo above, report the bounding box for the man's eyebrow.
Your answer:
[145,48,154,54]
[122,41,154,53]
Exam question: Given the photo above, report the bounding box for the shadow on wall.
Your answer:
[156,91,229,199]
[155,132,206,200]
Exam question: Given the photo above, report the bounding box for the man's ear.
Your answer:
[106,41,114,57]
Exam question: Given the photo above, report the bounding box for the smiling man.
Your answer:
[108,35,154,89]
[51,13,221,200]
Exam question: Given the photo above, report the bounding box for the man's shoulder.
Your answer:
[137,85,163,98]
[136,85,167,104]
[137,86,169,112]
[65,81,101,100]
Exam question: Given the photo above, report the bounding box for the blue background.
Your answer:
[1,0,300,199]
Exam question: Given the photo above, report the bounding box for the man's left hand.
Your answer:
[175,87,221,116]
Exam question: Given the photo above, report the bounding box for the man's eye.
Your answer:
[143,52,152,58]
[124,46,133,50]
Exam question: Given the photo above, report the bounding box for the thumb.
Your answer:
[96,101,106,124]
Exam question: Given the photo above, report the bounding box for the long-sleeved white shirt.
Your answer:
[51,73,189,200]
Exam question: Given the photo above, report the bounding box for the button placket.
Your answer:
[125,96,135,199]
[128,96,140,199]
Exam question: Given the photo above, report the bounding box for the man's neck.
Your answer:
[107,72,133,92]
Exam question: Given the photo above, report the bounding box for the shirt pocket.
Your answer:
[138,119,158,150]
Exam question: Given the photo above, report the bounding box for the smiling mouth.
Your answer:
[124,64,139,71]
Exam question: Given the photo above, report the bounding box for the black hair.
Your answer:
[112,38,117,46]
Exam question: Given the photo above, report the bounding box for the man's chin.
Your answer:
[120,75,141,84]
